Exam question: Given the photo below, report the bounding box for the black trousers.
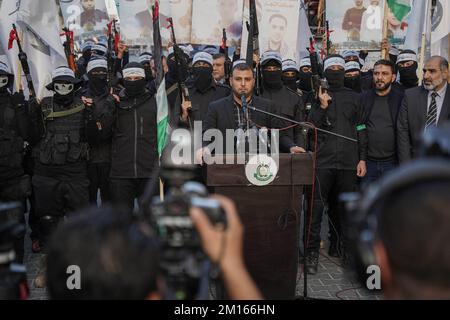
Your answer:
[305,169,357,255]
[0,175,31,263]
[109,178,150,211]
[32,174,89,246]
[87,162,111,205]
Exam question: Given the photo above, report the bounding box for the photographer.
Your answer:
[46,195,262,300]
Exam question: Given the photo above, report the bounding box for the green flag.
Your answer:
[156,77,170,156]
[387,0,412,22]
[152,1,170,156]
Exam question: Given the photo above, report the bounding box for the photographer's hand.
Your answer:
[190,195,263,300]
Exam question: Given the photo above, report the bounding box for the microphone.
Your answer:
[241,93,250,131]
[241,93,247,115]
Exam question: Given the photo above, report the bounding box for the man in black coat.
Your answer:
[81,58,115,205]
[360,59,404,185]
[174,51,230,129]
[103,62,159,210]
[259,51,307,154]
[306,55,367,274]
[198,61,278,162]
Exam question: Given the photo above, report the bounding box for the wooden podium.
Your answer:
[205,153,313,299]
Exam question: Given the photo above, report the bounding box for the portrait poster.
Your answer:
[60,0,110,42]
[190,0,244,47]
[240,0,300,61]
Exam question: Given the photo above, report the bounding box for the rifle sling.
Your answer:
[166,83,178,96]
[45,104,85,120]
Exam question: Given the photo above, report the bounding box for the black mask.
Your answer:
[325,69,345,89]
[398,63,418,88]
[344,75,362,92]
[262,70,283,90]
[88,74,108,96]
[282,75,298,91]
[298,71,312,92]
[192,66,212,93]
[124,79,146,97]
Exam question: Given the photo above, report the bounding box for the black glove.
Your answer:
[11,91,26,107]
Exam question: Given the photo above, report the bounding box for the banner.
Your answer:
[60,0,110,42]
[241,0,300,61]
[431,0,450,43]
[328,0,411,51]
[17,0,68,100]
[190,0,243,47]
[296,0,312,64]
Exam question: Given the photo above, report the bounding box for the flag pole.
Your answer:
[382,0,390,59]
[418,0,431,83]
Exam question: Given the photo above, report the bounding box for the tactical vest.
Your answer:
[0,97,24,168]
[38,97,87,166]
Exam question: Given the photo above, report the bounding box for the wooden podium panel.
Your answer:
[206,153,313,299]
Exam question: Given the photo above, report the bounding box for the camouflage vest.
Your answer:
[38,97,87,166]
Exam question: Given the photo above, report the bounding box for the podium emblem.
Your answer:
[245,154,278,186]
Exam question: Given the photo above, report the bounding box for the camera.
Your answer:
[0,202,28,300]
[141,130,227,299]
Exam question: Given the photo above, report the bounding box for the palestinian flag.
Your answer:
[387,0,412,22]
[152,1,170,156]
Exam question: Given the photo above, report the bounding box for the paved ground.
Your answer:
[295,249,382,300]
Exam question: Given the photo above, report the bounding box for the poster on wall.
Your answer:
[240,0,300,61]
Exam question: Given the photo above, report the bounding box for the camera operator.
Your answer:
[46,196,262,300]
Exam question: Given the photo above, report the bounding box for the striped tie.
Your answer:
[425,92,438,129]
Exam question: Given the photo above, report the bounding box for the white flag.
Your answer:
[0,0,25,92]
[16,0,67,99]
[431,34,449,61]
[296,0,313,64]
[404,0,427,53]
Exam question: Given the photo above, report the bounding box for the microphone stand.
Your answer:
[247,104,357,300]
[241,94,252,162]
[247,105,357,142]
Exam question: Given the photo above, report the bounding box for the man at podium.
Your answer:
[197,60,275,159]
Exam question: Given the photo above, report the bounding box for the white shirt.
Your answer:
[427,82,448,122]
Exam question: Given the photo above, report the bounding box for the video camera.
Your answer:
[0,202,28,300]
[140,130,227,299]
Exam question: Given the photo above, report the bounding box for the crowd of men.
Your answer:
[1,34,450,298]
